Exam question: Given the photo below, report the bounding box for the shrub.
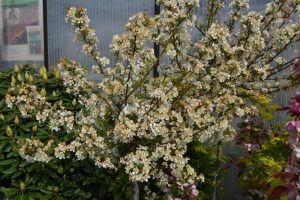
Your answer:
[235,95,300,200]
[0,66,133,200]
[235,118,290,199]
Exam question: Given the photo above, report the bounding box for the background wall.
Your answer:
[47,0,154,68]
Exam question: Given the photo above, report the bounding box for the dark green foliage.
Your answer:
[186,141,225,200]
[0,66,132,200]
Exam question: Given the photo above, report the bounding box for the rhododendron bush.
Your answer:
[4,0,300,198]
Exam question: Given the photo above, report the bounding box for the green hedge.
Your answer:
[0,66,135,200]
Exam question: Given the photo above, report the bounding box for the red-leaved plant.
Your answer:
[270,60,300,200]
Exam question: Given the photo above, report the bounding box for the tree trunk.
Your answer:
[132,181,139,200]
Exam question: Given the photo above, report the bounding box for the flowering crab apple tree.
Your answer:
[5,0,300,198]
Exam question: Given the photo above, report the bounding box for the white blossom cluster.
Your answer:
[66,7,110,75]
[6,76,48,118]
[6,0,300,197]
[19,139,54,163]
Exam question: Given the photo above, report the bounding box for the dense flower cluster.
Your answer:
[6,0,300,197]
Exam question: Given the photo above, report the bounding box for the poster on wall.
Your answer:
[0,0,44,61]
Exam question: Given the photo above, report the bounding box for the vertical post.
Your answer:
[153,0,160,78]
[132,181,139,200]
[213,140,222,200]
[43,0,49,70]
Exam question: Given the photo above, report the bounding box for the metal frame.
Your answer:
[43,0,48,69]
[154,0,160,78]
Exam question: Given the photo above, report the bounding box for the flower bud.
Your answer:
[39,66,47,76]
[53,103,58,111]
[32,125,38,132]
[42,73,48,81]
[54,186,59,192]
[20,182,25,191]
[40,88,47,97]
[15,116,20,125]
[54,71,60,79]
[28,74,34,84]
[6,127,13,137]
[17,73,22,82]
[25,72,29,80]
[53,68,61,79]
[52,91,57,96]
[0,113,4,120]
[14,65,20,73]
[11,76,16,84]
[72,99,77,106]
[59,100,63,106]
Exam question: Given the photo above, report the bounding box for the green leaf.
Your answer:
[0,136,7,140]
[19,125,31,132]
[28,192,44,199]
[38,194,52,200]
[34,129,50,140]
[0,141,8,151]
[46,96,59,101]
[19,161,29,168]
[268,178,285,188]
[2,166,18,175]
[259,108,273,120]
[28,195,35,200]
[14,194,25,200]
[0,188,19,197]
[40,189,52,195]
[27,163,39,173]
[3,144,11,152]
[0,159,16,166]
[7,152,17,158]
[252,95,272,105]
[11,171,23,179]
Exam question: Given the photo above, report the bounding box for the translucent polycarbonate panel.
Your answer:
[47,0,154,73]
[0,0,44,70]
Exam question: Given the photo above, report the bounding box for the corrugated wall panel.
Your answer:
[47,0,154,70]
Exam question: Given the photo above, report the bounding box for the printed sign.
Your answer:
[0,0,44,61]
